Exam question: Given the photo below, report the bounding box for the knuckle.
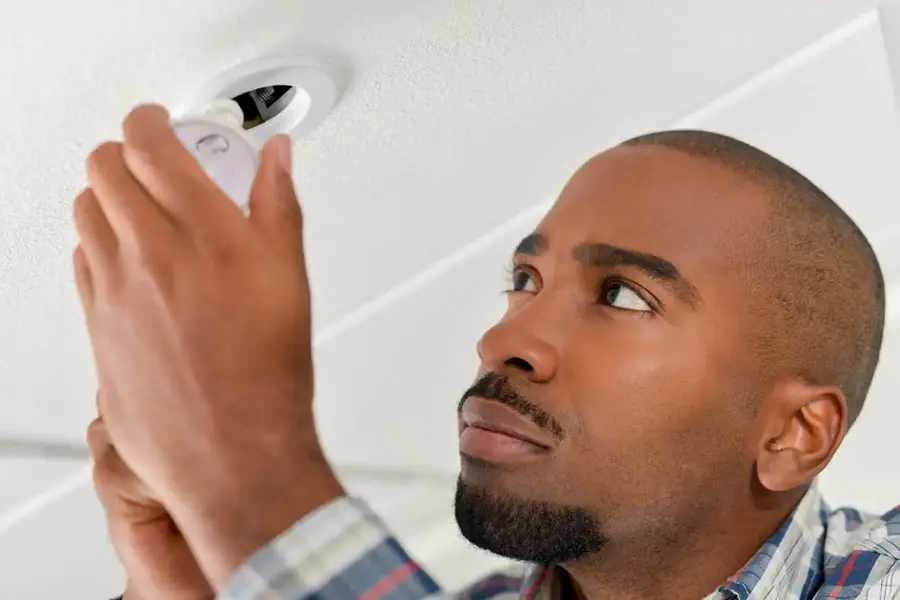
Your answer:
[122,136,157,174]
[85,417,105,450]
[122,104,170,165]
[85,142,123,180]
[72,188,96,229]
[123,103,168,131]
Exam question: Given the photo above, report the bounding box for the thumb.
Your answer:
[248,135,304,256]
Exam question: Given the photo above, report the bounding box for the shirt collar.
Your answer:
[517,484,829,600]
[717,484,828,600]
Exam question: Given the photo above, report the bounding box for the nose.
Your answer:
[476,306,560,383]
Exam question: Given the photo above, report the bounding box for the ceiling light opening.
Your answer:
[179,55,336,143]
[231,85,300,130]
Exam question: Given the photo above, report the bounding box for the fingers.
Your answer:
[83,104,254,263]
[86,417,110,458]
[248,136,306,266]
[87,416,159,509]
[73,246,93,305]
[121,104,238,229]
[73,187,116,269]
[86,416,123,508]
[86,141,174,251]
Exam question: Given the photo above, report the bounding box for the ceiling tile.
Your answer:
[0,458,85,526]
[0,466,483,598]
[315,19,900,473]
[819,317,900,514]
[0,0,881,442]
[300,2,886,330]
[1,2,897,595]
[681,13,900,257]
[315,212,540,473]
[0,467,123,599]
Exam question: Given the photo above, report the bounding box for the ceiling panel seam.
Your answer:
[672,8,878,129]
[0,460,459,532]
[0,464,90,535]
[313,7,890,350]
[1,5,896,537]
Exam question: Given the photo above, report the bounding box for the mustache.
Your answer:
[458,372,564,440]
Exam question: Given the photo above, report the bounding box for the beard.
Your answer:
[454,477,607,564]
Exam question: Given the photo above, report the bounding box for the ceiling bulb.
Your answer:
[176,54,338,145]
[169,56,338,209]
[173,98,260,210]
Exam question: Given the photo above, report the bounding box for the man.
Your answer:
[75,105,899,600]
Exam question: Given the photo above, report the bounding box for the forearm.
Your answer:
[116,494,529,600]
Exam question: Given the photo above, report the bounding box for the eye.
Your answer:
[600,280,652,312]
[506,266,539,293]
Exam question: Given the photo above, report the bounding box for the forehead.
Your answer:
[539,145,771,271]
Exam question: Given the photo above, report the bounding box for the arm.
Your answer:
[77,112,525,600]
[108,495,530,600]
[105,497,435,600]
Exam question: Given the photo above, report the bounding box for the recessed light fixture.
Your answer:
[177,55,338,144]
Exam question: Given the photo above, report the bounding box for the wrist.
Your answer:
[173,458,346,592]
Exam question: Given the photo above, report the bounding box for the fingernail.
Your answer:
[274,135,293,173]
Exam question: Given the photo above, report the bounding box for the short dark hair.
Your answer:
[621,130,885,427]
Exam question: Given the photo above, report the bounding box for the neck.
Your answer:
[559,490,805,600]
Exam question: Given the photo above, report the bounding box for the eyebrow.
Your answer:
[512,233,701,308]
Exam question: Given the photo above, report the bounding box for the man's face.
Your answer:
[454,144,773,564]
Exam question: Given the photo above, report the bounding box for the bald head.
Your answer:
[454,129,887,585]
[622,130,885,427]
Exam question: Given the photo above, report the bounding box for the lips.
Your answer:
[462,397,554,447]
[459,397,555,464]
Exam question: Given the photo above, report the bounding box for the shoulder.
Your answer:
[818,505,900,595]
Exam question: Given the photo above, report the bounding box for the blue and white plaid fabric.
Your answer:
[217,483,899,599]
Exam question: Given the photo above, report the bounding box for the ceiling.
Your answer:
[0,0,898,596]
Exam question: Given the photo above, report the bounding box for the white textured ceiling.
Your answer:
[1,1,899,597]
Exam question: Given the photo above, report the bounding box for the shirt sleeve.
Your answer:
[217,495,445,600]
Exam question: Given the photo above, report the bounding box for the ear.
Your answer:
[755,378,847,492]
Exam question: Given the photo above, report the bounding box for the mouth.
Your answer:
[459,397,554,465]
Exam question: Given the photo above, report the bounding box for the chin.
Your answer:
[453,476,607,564]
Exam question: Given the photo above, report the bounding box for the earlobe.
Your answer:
[755,381,847,493]
[757,438,797,492]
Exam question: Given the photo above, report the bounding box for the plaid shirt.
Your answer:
[211,483,900,599]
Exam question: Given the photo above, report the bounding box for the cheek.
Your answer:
[563,321,717,439]
[554,321,753,527]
